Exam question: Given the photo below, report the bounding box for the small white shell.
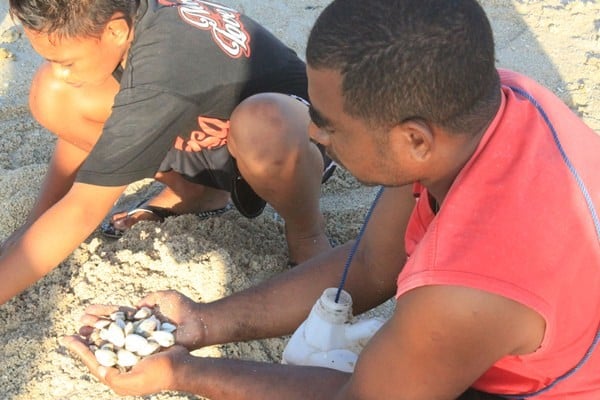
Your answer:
[94,319,111,329]
[136,339,161,357]
[135,316,159,337]
[100,342,115,352]
[106,322,126,347]
[160,322,177,333]
[133,307,152,320]
[90,330,103,346]
[95,349,117,367]
[110,311,126,321]
[124,334,149,353]
[124,321,134,336]
[114,318,127,330]
[117,349,139,367]
[151,330,175,347]
[99,328,110,342]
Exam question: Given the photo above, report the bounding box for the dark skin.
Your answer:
[62,67,546,399]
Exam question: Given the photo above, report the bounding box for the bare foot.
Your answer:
[109,184,230,232]
[110,206,172,231]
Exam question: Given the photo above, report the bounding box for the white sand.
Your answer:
[0,1,598,399]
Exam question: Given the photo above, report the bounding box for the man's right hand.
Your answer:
[78,291,208,350]
[137,290,208,350]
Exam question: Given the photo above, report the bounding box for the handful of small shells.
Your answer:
[86,306,177,371]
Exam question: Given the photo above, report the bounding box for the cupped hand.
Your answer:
[61,334,188,396]
[77,292,207,350]
[137,290,208,350]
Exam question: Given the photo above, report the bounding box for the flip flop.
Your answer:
[100,203,234,239]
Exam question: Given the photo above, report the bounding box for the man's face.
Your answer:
[24,27,127,87]
[307,66,413,187]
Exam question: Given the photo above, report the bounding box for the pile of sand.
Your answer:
[0,1,598,399]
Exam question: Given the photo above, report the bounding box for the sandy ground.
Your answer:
[0,1,598,399]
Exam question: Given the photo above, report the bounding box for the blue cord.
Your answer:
[335,186,385,303]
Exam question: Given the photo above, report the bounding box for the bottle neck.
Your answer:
[314,288,352,324]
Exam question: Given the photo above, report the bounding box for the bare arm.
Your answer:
[176,287,543,399]
[96,186,416,349]
[0,181,125,304]
[64,184,545,398]
[199,185,415,346]
[72,285,543,399]
[1,62,115,252]
[25,138,90,223]
[27,62,115,217]
[334,286,545,399]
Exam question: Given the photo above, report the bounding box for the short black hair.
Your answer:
[306,0,500,134]
[9,0,140,38]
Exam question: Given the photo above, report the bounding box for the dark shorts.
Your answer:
[158,95,335,218]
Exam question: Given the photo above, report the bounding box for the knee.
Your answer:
[29,63,79,131]
[228,93,310,160]
[29,64,60,125]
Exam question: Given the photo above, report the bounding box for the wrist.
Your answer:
[187,302,210,350]
[168,350,204,393]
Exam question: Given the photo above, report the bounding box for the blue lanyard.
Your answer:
[335,187,384,302]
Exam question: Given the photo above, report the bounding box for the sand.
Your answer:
[0,1,598,399]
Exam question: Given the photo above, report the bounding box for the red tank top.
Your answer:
[398,70,600,398]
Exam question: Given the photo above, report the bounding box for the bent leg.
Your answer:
[227,93,331,264]
[28,63,227,234]
[23,62,117,219]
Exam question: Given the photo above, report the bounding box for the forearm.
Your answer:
[161,190,414,349]
[0,201,97,304]
[0,183,123,305]
[201,244,355,346]
[27,139,87,222]
[336,186,415,314]
[200,227,404,347]
[28,170,76,223]
[172,354,350,400]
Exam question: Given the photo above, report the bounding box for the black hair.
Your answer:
[9,0,140,38]
[306,0,501,135]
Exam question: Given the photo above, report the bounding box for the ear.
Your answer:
[394,119,434,162]
[103,15,132,46]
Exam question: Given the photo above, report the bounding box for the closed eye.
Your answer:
[308,105,332,130]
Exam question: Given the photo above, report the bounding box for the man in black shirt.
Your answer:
[1,0,333,304]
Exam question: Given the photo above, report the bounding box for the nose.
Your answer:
[308,121,330,146]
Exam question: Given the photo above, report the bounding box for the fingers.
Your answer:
[80,304,137,326]
[61,335,132,396]
[83,304,120,317]
[60,335,106,381]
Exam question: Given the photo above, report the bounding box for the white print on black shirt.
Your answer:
[159,0,251,58]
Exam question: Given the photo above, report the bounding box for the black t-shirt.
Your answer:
[76,0,308,186]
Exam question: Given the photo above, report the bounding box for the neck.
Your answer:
[422,127,487,206]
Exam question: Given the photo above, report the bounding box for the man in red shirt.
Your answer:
[63,0,600,398]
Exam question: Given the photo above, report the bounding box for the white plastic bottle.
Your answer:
[281,288,386,372]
